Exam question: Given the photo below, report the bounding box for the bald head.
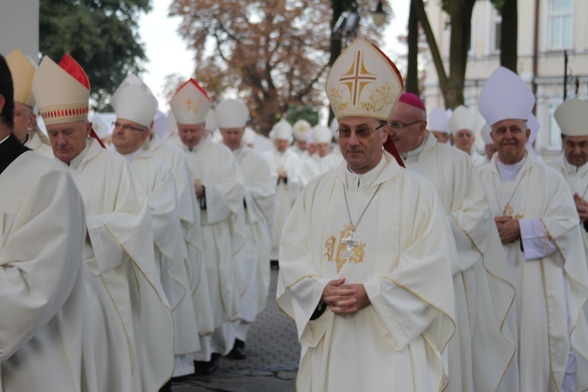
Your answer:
[388,101,427,154]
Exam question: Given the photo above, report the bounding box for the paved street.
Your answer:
[172,266,300,392]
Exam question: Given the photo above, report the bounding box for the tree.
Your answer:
[493,0,518,73]
[169,0,384,135]
[39,0,151,111]
[412,0,476,109]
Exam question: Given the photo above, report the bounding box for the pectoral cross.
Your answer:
[341,229,359,263]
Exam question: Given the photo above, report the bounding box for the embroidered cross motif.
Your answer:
[185,98,199,113]
[339,51,376,106]
[342,230,359,263]
[324,223,366,272]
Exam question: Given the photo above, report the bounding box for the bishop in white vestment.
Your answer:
[478,67,588,391]
[32,54,174,392]
[277,38,456,392]
[111,76,199,378]
[0,60,86,390]
[390,93,517,392]
[171,79,247,359]
[263,119,304,261]
[216,99,276,357]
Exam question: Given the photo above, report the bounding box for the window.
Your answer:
[493,12,502,52]
[549,0,573,49]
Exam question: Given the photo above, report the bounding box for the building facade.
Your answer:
[421,0,588,160]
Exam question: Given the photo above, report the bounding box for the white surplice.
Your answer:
[231,145,276,339]
[150,135,214,360]
[277,152,456,391]
[126,149,200,376]
[480,151,588,391]
[181,134,247,355]
[0,147,85,392]
[263,148,304,260]
[403,132,517,392]
[299,152,343,184]
[64,139,174,392]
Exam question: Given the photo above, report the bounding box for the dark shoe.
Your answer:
[159,380,172,392]
[194,353,220,376]
[227,339,246,360]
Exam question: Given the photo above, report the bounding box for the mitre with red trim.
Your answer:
[32,54,90,125]
[169,78,212,125]
[326,37,404,121]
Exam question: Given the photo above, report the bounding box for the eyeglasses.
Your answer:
[389,119,423,130]
[336,123,386,139]
[112,121,146,132]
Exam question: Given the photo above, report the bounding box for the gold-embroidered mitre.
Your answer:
[326,38,403,121]
[170,78,212,125]
[6,49,37,108]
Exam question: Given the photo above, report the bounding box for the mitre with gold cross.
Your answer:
[326,37,404,121]
[170,78,212,125]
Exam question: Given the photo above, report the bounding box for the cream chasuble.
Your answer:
[480,152,588,391]
[263,148,304,260]
[277,152,455,392]
[65,139,174,392]
[150,135,214,359]
[547,155,588,266]
[127,150,200,375]
[233,145,276,323]
[403,133,516,392]
[0,150,85,392]
[182,134,247,355]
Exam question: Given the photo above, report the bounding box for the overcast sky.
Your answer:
[138,0,409,113]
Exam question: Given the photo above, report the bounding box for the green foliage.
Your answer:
[286,105,320,127]
[39,0,151,111]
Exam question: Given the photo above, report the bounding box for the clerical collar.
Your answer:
[22,133,30,145]
[563,157,588,177]
[0,134,10,145]
[119,148,143,163]
[401,135,427,162]
[496,153,527,182]
[345,154,386,192]
[0,133,30,175]
[68,139,90,169]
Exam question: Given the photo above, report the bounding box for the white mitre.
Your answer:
[326,37,403,121]
[478,66,535,127]
[270,118,293,142]
[292,119,312,141]
[111,74,158,128]
[215,98,249,128]
[311,124,333,144]
[204,109,218,133]
[554,98,588,137]
[428,107,450,134]
[6,49,37,108]
[449,105,475,137]
[480,123,492,145]
[243,127,256,145]
[170,78,212,125]
[152,111,170,139]
[32,54,90,125]
[527,114,539,149]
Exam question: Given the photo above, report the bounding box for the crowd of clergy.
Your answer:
[2,33,588,392]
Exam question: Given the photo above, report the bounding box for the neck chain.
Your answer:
[341,183,382,262]
[494,167,526,217]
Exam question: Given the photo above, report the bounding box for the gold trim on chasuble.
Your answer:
[325,222,366,273]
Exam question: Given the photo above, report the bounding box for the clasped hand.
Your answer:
[495,215,521,244]
[321,277,370,315]
[574,193,588,222]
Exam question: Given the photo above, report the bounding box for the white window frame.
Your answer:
[547,98,563,149]
[548,0,573,50]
